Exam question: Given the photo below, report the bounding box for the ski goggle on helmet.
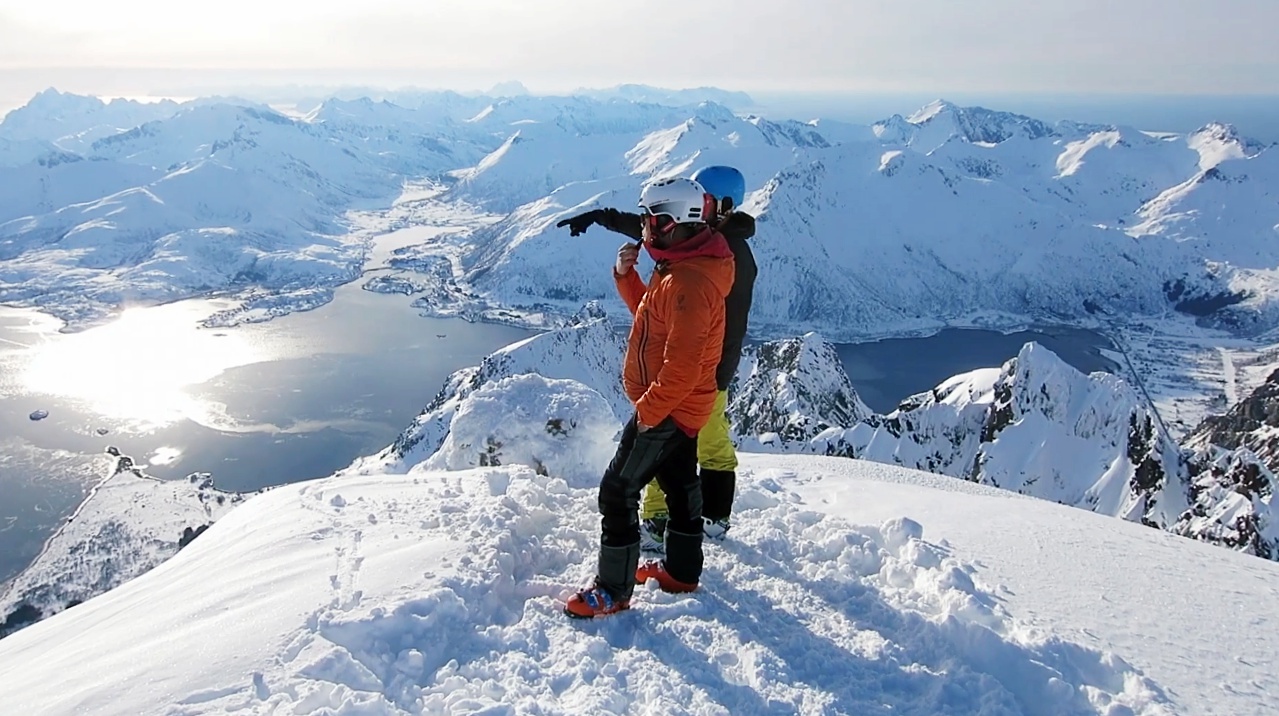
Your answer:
[637,177,715,234]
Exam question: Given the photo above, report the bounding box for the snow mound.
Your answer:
[423,373,619,488]
[359,315,627,473]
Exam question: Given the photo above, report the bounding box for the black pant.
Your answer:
[596,413,704,596]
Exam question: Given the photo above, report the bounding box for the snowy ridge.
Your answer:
[0,448,244,638]
[0,157,160,224]
[0,456,1185,715]
[0,88,181,153]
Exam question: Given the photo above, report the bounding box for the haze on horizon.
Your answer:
[2,0,1278,98]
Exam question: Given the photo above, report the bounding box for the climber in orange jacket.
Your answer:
[564,177,735,618]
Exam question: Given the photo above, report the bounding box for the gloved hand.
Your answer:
[615,242,639,276]
[556,209,604,237]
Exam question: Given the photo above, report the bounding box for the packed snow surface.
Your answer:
[1,454,1274,715]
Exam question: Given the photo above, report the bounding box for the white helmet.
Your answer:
[638,177,711,224]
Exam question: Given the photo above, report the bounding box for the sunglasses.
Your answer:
[640,210,677,234]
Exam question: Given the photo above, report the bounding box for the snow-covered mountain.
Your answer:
[0,88,181,154]
[366,96,1279,341]
[0,97,498,327]
[4,88,1279,339]
[0,448,244,638]
[839,343,1188,528]
[728,332,874,442]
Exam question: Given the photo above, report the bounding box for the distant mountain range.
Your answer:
[2,88,1276,340]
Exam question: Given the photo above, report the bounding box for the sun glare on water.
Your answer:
[22,305,269,429]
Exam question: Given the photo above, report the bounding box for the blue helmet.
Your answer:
[690,165,745,209]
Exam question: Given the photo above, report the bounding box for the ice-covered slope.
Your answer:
[0,448,243,638]
[10,452,1254,715]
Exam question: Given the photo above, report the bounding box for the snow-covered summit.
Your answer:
[730,331,873,442]
[1188,121,1267,169]
[1,449,1273,714]
[902,99,1058,152]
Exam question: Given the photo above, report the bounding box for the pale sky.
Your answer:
[1,0,1277,95]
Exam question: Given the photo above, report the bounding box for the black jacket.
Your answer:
[594,208,757,391]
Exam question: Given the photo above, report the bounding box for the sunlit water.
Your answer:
[17,300,277,431]
[0,225,535,585]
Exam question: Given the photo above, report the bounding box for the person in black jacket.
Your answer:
[557,166,757,546]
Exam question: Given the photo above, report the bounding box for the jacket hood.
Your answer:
[647,227,735,299]
[644,226,734,265]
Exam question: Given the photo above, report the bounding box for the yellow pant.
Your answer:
[641,389,737,519]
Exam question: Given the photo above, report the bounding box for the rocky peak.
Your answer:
[729,332,872,442]
[1187,368,1279,464]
